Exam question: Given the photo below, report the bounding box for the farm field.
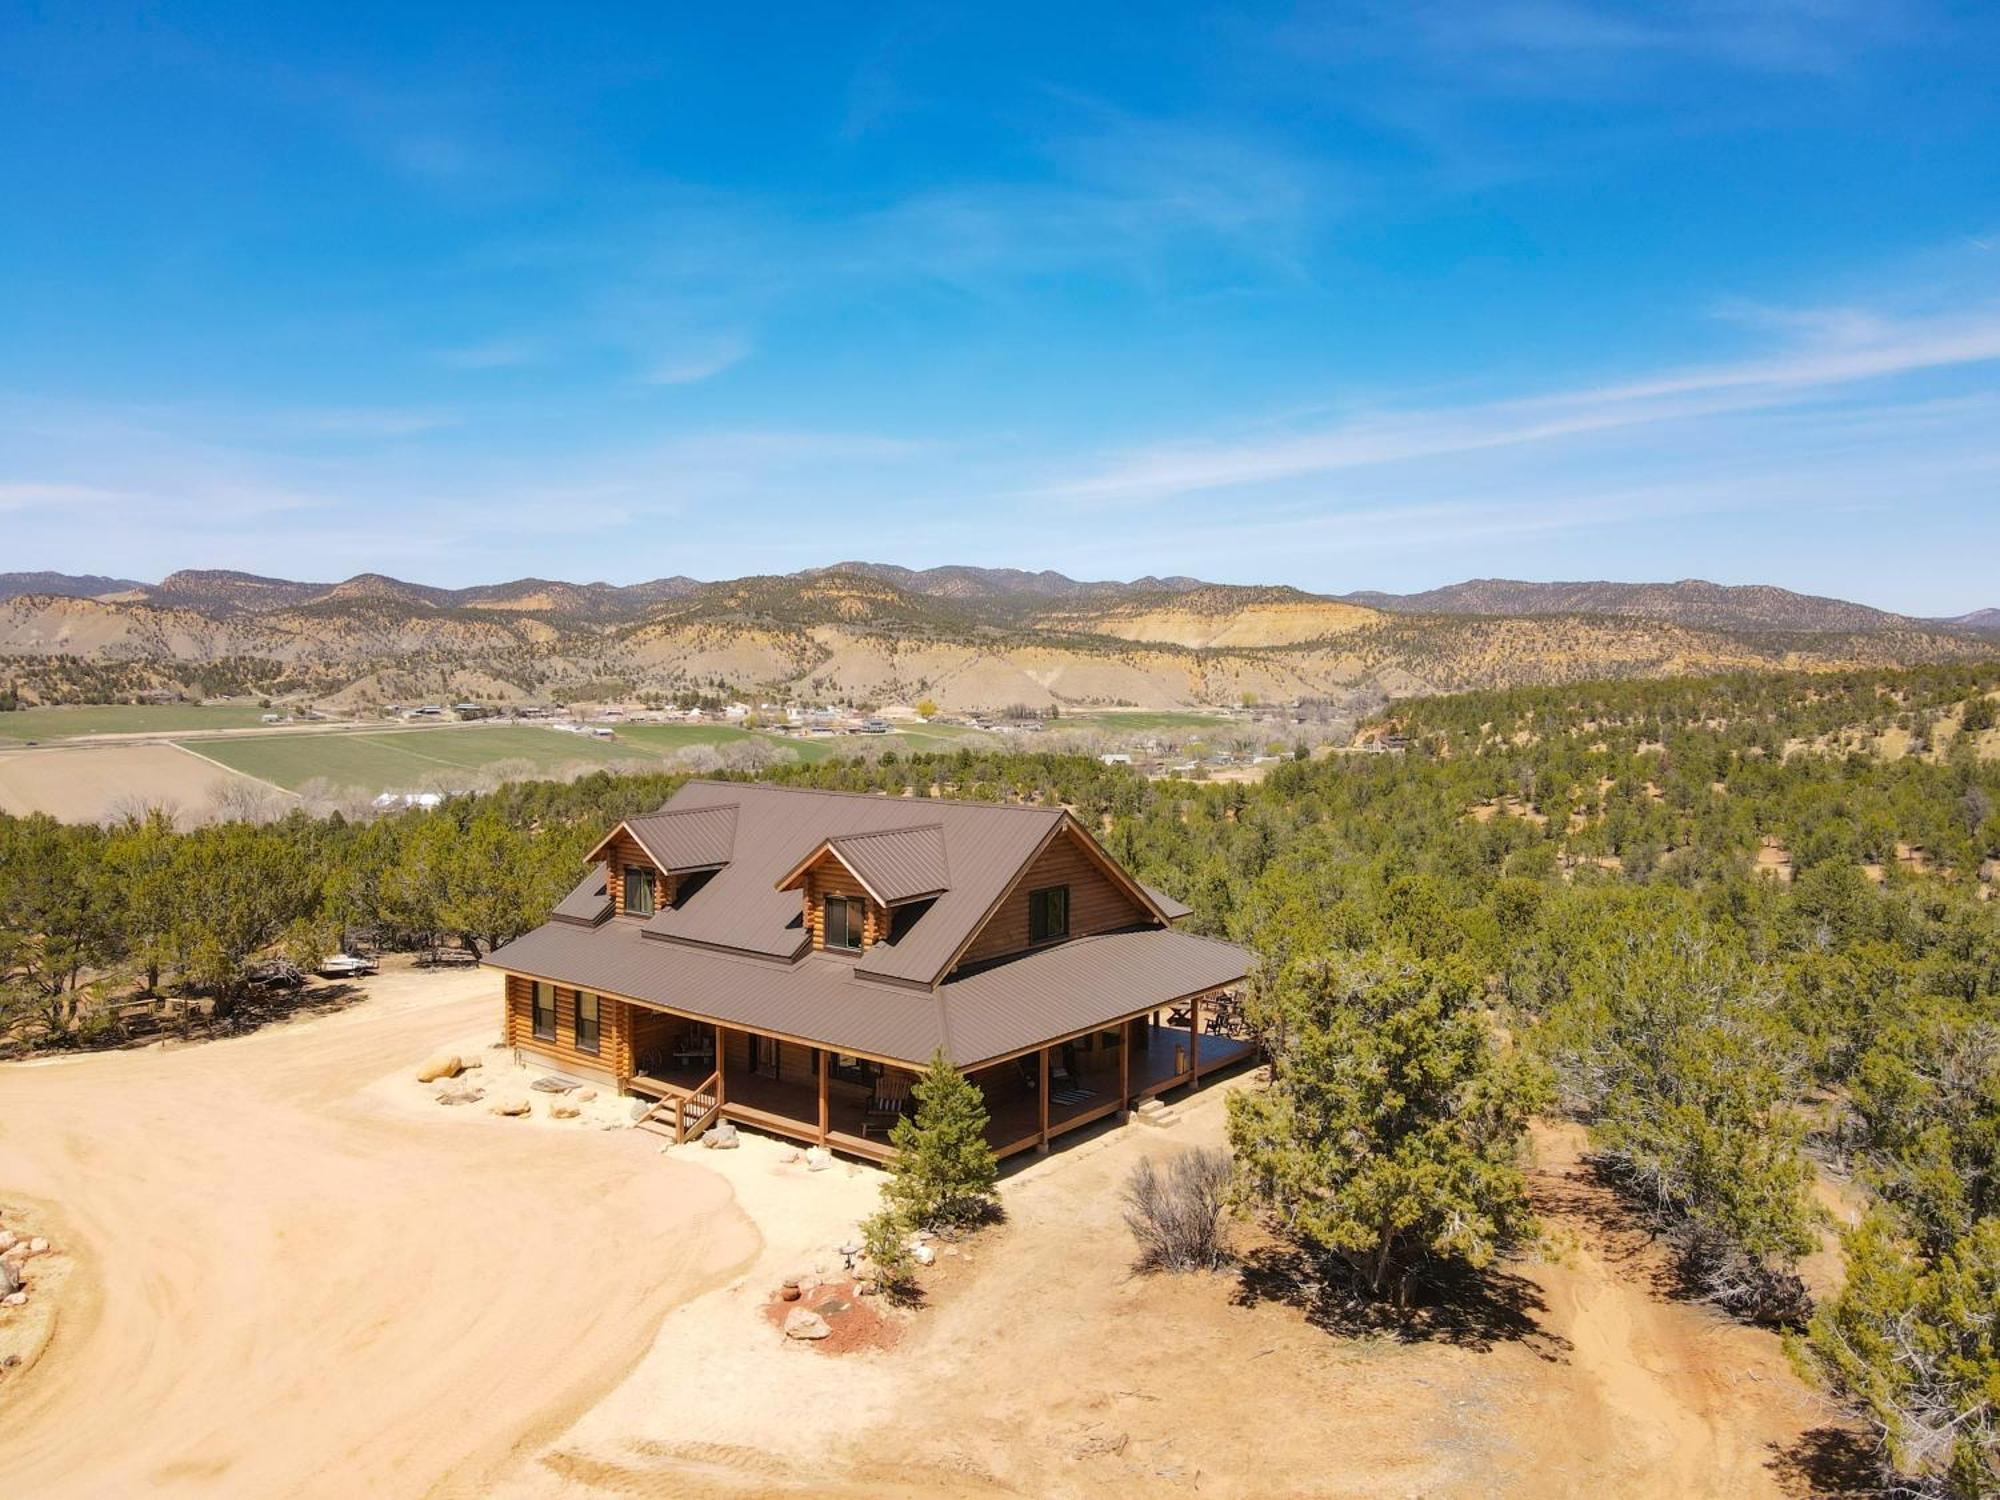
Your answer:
[1056,710,1233,734]
[180,725,694,792]
[0,743,272,824]
[0,703,280,740]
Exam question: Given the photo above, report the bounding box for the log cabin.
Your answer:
[486,780,1254,1161]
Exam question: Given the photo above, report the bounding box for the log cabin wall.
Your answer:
[721,1027,876,1099]
[801,859,889,952]
[958,829,1150,966]
[603,831,674,917]
[504,972,632,1085]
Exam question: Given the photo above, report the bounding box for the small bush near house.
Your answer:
[1122,1147,1234,1272]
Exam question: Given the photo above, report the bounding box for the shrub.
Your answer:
[859,1206,919,1304]
[1122,1148,1233,1272]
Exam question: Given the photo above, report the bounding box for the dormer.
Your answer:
[585,803,738,920]
[777,824,949,957]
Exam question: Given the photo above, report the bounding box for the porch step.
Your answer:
[1133,1098,1180,1129]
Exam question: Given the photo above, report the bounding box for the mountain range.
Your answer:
[1,565,1994,712]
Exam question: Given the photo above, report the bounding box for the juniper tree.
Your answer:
[1228,945,1538,1303]
[884,1049,999,1233]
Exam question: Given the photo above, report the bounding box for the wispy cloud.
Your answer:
[434,339,539,370]
[0,481,137,511]
[642,333,752,386]
[1041,302,2000,505]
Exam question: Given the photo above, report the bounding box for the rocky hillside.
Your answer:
[1,564,1993,712]
[1345,578,1917,633]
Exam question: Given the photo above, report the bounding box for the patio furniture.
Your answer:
[862,1073,911,1138]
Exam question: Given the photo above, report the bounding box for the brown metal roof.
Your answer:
[630,780,1063,985]
[625,802,738,871]
[1140,882,1193,922]
[486,919,1248,1068]
[827,824,950,905]
[550,862,611,926]
[937,927,1249,1065]
[486,780,1251,1067]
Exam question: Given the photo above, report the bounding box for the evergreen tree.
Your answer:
[1228,945,1538,1303]
[884,1050,999,1232]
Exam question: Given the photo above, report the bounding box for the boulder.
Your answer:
[490,1097,532,1118]
[629,1100,653,1123]
[1,1291,24,1308]
[576,1088,596,1102]
[0,1261,19,1296]
[549,1103,581,1120]
[415,1052,462,1083]
[0,1231,15,1254]
[458,1054,482,1070]
[782,1308,832,1341]
[911,1243,936,1266]
[702,1122,740,1150]
[804,1146,833,1172]
[434,1085,484,1107]
[25,1238,47,1257]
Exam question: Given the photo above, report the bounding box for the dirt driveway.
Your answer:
[0,966,756,1499]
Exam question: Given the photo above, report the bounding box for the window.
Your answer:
[623,865,657,916]
[832,1053,881,1086]
[530,981,556,1041]
[1029,884,1070,943]
[574,992,600,1054]
[823,894,864,950]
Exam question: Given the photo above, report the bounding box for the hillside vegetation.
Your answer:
[2,564,1992,712]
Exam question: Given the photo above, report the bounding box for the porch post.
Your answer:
[1118,1017,1130,1116]
[715,1023,726,1107]
[1038,1046,1050,1154]
[1190,996,1202,1088]
[817,1048,830,1145]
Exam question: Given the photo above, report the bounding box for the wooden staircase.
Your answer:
[632,1070,722,1144]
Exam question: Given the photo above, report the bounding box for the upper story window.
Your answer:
[623,865,657,917]
[574,992,600,1054]
[1029,884,1070,944]
[823,894,864,951]
[531,981,556,1041]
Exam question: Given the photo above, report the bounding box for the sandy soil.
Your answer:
[0,964,757,1498]
[498,1099,1842,1499]
[0,741,280,824]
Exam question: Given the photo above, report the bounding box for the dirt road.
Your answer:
[0,967,757,1498]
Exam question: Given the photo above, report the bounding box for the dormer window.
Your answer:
[823,895,864,951]
[623,865,657,917]
[1029,885,1069,943]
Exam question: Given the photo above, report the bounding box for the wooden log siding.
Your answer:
[800,860,889,952]
[602,831,673,917]
[504,973,633,1082]
[959,829,1149,965]
[722,1027,877,1098]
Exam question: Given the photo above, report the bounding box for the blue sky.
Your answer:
[3,2,1998,612]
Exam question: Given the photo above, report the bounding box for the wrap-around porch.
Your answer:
[624,994,1256,1163]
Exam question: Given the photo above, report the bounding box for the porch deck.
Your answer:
[627,1018,1258,1163]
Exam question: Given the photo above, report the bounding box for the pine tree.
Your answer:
[884,1050,999,1232]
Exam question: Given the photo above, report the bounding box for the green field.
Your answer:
[176,723,810,793]
[1056,711,1231,733]
[0,703,279,741]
